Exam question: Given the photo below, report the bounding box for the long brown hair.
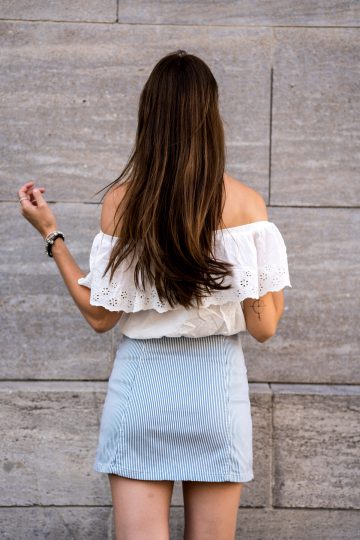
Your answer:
[94,49,234,310]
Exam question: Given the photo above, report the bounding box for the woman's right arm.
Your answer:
[242,290,284,343]
[239,188,286,342]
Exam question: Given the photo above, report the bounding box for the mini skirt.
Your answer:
[93,332,254,483]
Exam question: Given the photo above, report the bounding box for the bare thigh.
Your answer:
[108,474,174,540]
[182,481,243,540]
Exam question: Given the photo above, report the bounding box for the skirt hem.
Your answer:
[93,462,254,483]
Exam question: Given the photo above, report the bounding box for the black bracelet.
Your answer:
[44,230,65,258]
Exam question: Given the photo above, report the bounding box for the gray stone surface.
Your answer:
[1,507,360,539]
[272,384,360,509]
[0,381,109,505]
[244,206,360,384]
[0,1,117,22]
[0,203,115,380]
[117,1,360,26]
[0,507,114,540]
[271,28,360,206]
[1,21,272,202]
[235,508,360,540]
[2,0,358,25]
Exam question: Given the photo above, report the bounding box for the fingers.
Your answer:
[31,188,45,207]
[28,187,46,206]
[18,181,35,194]
[18,181,45,195]
[18,183,45,201]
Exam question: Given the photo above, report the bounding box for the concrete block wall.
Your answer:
[1,2,359,538]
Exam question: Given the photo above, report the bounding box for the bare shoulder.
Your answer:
[224,173,269,224]
[100,182,129,236]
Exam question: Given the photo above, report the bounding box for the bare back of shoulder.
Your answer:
[221,174,268,229]
[100,183,128,237]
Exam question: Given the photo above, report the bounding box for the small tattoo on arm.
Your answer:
[250,299,266,320]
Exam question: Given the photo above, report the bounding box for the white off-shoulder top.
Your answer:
[77,220,292,338]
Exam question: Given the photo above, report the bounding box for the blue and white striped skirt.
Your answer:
[93,333,254,483]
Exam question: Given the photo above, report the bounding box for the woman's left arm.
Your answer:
[18,181,123,333]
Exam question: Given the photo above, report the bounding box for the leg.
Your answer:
[182,481,243,540]
[108,473,174,540]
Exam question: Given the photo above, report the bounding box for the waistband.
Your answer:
[116,332,243,360]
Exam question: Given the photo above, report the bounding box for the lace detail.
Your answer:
[258,264,289,295]
[78,221,292,313]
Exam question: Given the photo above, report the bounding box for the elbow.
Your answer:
[94,324,111,334]
[253,323,278,343]
[88,309,123,334]
[93,325,106,334]
[91,318,107,334]
[92,317,118,334]
[255,330,275,343]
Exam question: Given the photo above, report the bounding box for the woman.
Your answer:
[18,50,291,540]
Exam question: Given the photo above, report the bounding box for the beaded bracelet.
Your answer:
[44,230,65,257]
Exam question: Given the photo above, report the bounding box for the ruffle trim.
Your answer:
[78,221,292,313]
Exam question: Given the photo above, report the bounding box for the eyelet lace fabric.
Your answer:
[77,221,292,313]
